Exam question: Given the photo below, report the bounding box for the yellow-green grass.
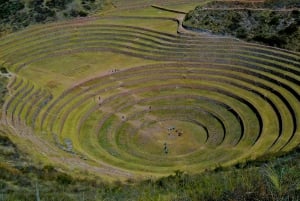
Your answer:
[0,0,299,180]
[107,0,211,17]
[42,66,298,149]
[36,63,296,155]
[1,76,23,123]
[2,27,297,64]
[3,62,298,174]
[0,18,179,56]
[20,52,159,95]
[1,16,298,66]
[1,23,298,83]
[111,0,209,12]
[32,64,296,174]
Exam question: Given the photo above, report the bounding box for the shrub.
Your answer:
[56,173,73,185]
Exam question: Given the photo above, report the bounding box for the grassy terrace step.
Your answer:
[0,18,297,56]
[2,27,298,67]
[0,20,298,66]
[0,35,295,88]
[2,78,26,124]
[102,98,241,145]
[42,65,298,100]
[113,0,209,11]
[3,36,299,72]
[0,1,299,178]
[71,74,292,131]
[1,23,295,58]
[7,49,300,91]
[16,88,42,123]
[2,78,53,135]
[18,61,296,174]
[10,83,34,126]
[1,76,22,123]
[7,45,298,83]
[40,64,298,149]
[39,61,298,109]
[6,74,16,91]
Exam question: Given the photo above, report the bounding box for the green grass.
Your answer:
[0,0,299,185]
[0,127,299,200]
[0,2,299,200]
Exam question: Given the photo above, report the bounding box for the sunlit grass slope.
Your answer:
[0,0,299,180]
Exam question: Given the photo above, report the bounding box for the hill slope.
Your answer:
[0,0,109,36]
[183,0,300,51]
[0,0,299,200]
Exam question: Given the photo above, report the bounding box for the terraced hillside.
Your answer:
[0,0,299,180]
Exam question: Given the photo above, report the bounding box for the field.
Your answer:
[0,0,299,182]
